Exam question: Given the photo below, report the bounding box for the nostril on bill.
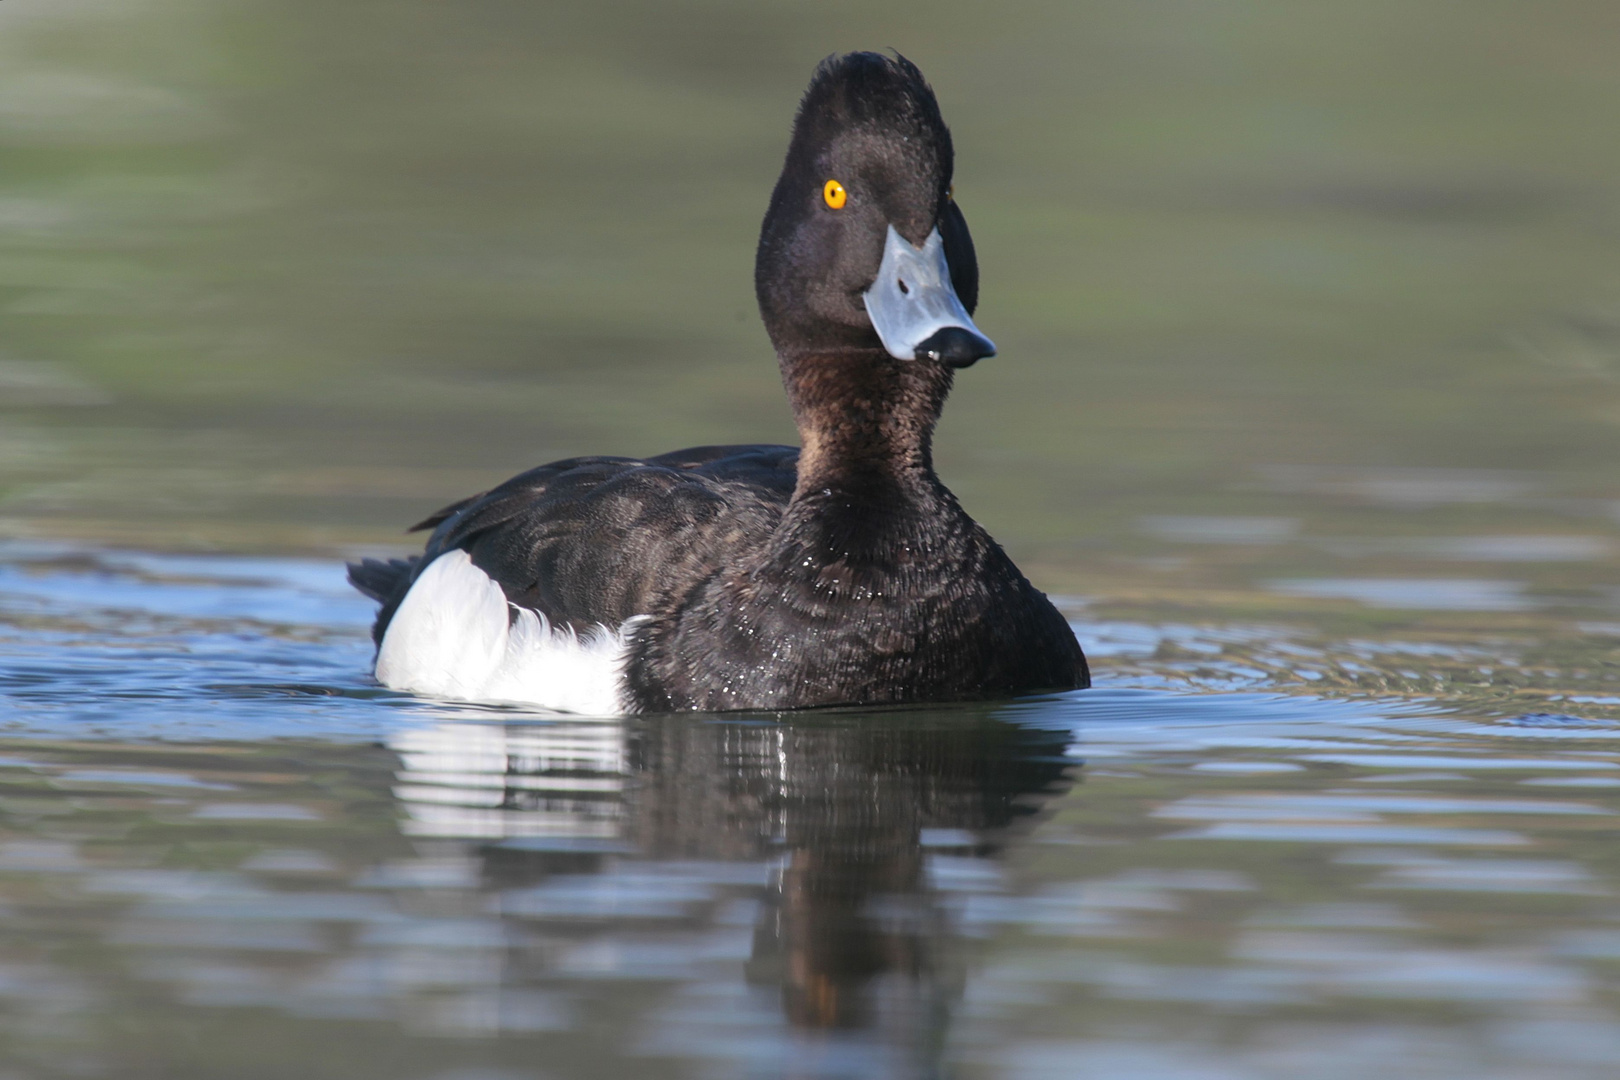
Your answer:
[897,278,910,295]
[913,326,996,368]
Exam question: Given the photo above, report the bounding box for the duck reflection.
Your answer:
[389,706,1074,1070]
[391,721,628,844]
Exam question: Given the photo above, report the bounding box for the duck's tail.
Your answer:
[346,556,420,646]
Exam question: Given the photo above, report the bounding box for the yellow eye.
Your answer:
[823,179,847,209]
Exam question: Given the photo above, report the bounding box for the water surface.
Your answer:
[4,547,1620,1078]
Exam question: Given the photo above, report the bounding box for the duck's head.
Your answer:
[755,52,994,370]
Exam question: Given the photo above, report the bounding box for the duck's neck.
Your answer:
[781,347,953,501]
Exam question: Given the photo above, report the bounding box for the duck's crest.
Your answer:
[794,51,951,156]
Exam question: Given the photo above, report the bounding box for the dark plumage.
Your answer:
[349,51,1089,712]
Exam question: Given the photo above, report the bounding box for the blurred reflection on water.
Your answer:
[388,711,1069,1073]
[4,548,1620,1078]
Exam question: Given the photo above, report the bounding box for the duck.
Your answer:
[347,51,1090,714]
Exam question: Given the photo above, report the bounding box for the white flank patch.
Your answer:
[375,549,636,714]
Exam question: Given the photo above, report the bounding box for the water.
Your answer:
[3,546,1620,1078]
[6,0,1620,1076]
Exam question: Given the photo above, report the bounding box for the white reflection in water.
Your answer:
[636,980,914,1077]
[957,870,1252,941]
[1246,903,1420,929]
[1155,793,1613,820]
[52,769,234,789]
[1523,776,1620,787]
[390,721,626,840]
[1365,858,1608,895]
[1070,620,1298,661]
[1266,578,1533,611]
[192,802,321,820]
[500,872,718,920]
[1229,933,1591,1003]
[239,848,339,874]
[111,919,325,951]
[356,919,510,949]
[1303,753,1619,770]
[1192,761,1304,774]
[926,854,1005,893]
[1255,465,1541,506]
[1552,931,1620,959]
[1416,724,1620,743]
[0,840,84,871]
[1169,823,1528,845]
[554,931,753,979]
[1081,958,1303,1004]
[409,990,573,1035]
[998,1039,1262,1079]
[1491,1017,1620,1067]
[1140,516,1300,544]
[995,1024,1613,1080]
[1319,535,1612,562]
[994,937,1592,1009]
[127,891,396,923]
[354,857,480,890]
[80,869,264,901]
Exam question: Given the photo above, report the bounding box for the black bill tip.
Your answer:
[914,326,997,368]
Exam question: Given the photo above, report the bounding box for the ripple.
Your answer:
[1266,578,1534,611]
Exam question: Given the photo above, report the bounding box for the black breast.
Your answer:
[621,479,1089,712]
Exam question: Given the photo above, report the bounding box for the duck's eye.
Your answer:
[947,184,955,201]
[823,180,847,209]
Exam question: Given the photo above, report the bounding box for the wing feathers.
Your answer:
[360,444,799,644]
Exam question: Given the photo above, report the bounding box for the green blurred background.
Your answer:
[5,0,1620,606]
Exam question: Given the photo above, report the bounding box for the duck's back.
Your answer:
[351,444,799,647]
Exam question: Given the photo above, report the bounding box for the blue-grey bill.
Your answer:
[862,225,995,362]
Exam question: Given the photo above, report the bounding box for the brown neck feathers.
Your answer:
[781,348,953,498]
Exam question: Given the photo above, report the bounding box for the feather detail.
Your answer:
[375,549,635,715]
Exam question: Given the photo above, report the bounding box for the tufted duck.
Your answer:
[348,52,1090,712]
